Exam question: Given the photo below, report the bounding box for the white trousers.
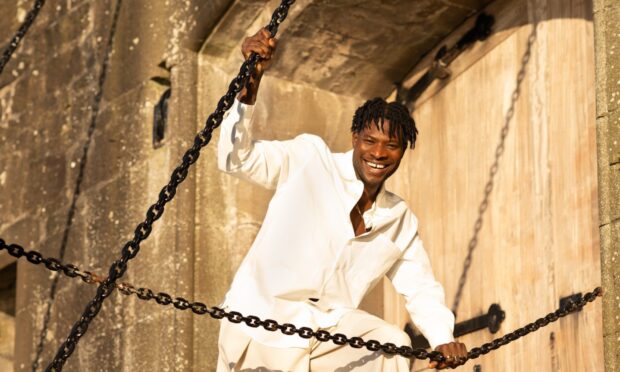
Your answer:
[217,309,412,372]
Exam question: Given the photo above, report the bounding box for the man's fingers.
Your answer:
[457,345,467,360]
[260,28,271,39]
[242,42,269,60]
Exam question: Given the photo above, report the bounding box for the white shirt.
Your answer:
[217,99,455,350]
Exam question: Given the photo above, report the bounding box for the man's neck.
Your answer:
[360,184,381,208]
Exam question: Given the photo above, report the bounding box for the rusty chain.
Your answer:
[0,0,47,76]
[1,239,603,365]
[40,1,295,370]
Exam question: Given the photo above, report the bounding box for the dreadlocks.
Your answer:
[351,98,418,149]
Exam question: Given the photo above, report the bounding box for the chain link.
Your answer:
[451,25,538,315]
[0,0,47,76]
[41,1,296,370]
[0,239,603,364]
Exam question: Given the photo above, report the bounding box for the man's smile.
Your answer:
[363,160,392,178]
[365,160,388,169]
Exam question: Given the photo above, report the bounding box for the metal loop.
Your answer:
[137,287,154,300]
[173,297,190,310]
[297,327,314,339]
[210,307,226,320]
[155,292,173,305]
[26,250,43,264]
[262,319,278,332]
[8,244,25,257]
[331,333,347,345]
[348,337,365,349]
[244,315,261,328]
[381,342,398,355]
[279,323,297,335]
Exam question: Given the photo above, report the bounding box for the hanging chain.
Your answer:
[451,25,538,315]
[0,0,47,76]
[42,1,295,370]
[0,239,603,365]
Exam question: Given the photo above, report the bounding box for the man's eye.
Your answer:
[364,139,374,144]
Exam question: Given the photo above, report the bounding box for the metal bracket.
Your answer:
[153,88,171,149]
[405,303,505,349]
[560,293,583,311]
[396,12,495,108]
[151,60,172,149]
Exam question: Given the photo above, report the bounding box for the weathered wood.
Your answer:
[383,0,602,370]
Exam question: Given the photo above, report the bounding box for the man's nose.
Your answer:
[371,144,388,159]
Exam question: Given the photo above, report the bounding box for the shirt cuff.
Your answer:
[424,325,455,350]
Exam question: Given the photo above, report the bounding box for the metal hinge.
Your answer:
[405,303,505,349]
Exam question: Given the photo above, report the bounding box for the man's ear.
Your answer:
[352,132,358,146]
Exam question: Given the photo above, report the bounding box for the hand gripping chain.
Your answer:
[0,0,47,76]
[35,1,295,370]
[0,239,603,365]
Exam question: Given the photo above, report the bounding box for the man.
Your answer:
[216,28,467,371]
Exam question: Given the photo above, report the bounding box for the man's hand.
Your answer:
[238,28,277,104]
[428,341,468,369]
[241,28,277,74]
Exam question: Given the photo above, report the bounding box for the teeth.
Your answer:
[367,161,386,169]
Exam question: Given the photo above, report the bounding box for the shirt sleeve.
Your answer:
[386,234,455,350]
[217,98,318,189]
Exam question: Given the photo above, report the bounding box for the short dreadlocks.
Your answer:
[351,98,418,149]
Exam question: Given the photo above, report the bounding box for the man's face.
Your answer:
[352,119,406,192]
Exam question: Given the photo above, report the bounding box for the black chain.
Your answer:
[465,287,603,360]
[451,25,538,315]
[42,1,295,370]
[0,0,47,76]
[0,239,603,365]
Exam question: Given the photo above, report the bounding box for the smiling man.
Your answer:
[216,28,467,371]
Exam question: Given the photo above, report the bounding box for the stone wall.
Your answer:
[0,1,230,371]
[593,0,620,370]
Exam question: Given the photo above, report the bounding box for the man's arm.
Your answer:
[217,28,319,189]
[386,233,468,369]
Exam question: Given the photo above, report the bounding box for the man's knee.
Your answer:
[368,324,412,347]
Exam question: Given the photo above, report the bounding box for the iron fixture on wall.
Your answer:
[396,12,495,108]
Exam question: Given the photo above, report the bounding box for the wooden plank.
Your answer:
[383,0,601,369]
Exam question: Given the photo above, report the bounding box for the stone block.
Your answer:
[202,0,269,59]
[0,3,19,47]
[604,4,620,115]
[0,263,16,316]
[0,311,15,366]
[82,81,164,191]
[0,149,30,219]
[600,220,620,372]
[606,90,620,167]
[0,1,99,90]
[0,253,16,272]
[0,214,43,251]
